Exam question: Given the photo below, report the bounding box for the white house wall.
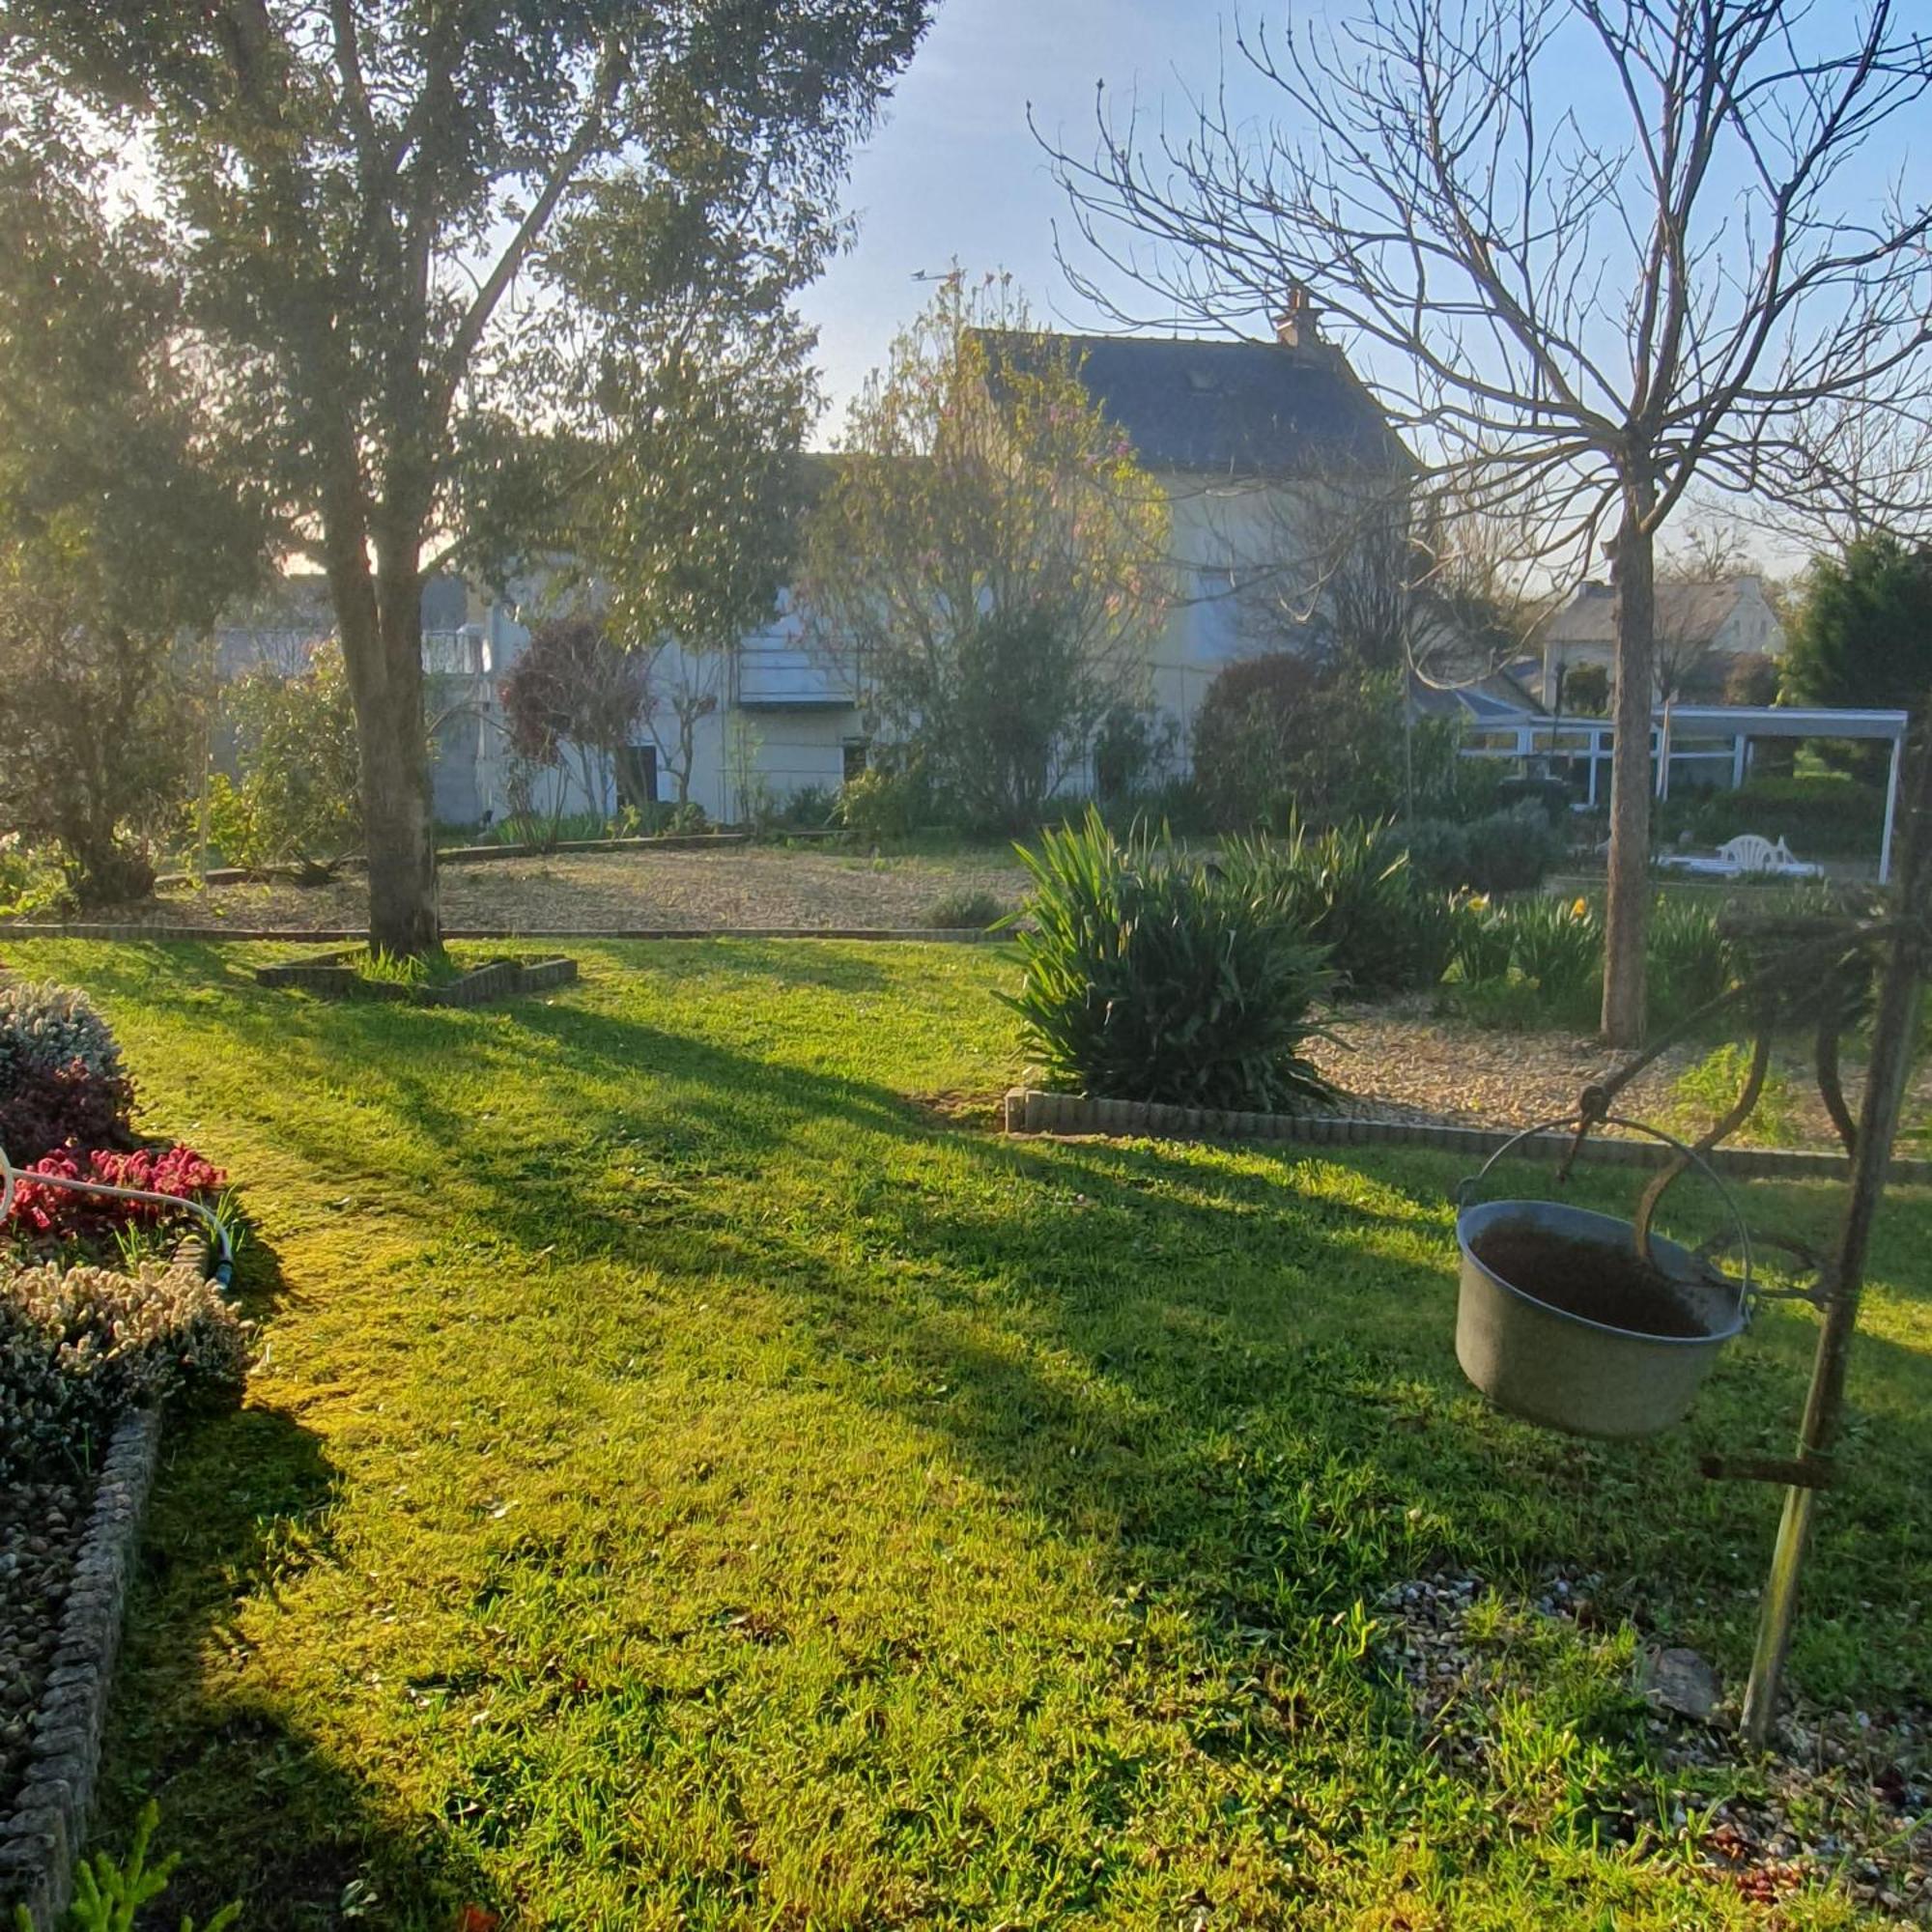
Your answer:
[413,471,1336,824]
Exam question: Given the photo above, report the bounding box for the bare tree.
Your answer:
[1047,0,1932,1042]
[645,645,724,810]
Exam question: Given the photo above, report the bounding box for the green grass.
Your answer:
[8,939,1929,1929]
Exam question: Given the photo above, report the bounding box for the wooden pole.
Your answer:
[1740,705,1930,1747]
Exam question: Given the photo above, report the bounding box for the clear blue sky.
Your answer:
[796,0,1930,573]
[799,0,1240,434]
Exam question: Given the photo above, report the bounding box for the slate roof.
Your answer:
[1406,668,1546,724]
[1536,578,1760,649]
[976,329,1404,478]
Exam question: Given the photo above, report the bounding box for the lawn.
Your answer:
[10,939,1929,1930]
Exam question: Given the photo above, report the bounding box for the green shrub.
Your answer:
[781,784,837,830]
[1447,894,1515,984]
[211,646,362,877]
[836,764,931,843]
[0,833,71,920]
[0,980,124,1083]
[1679,774,1886,857]
[1507,895,1602,1022]
[1192,659,1479,831]
[25,1798,241,1931]
[924,890,1008,930]
[1230,818,1451,997]
[1006,809,1338,1113]
[1645,896,1735,1030]
[1401,803,1564,895]
[1670,1043,1799,1148]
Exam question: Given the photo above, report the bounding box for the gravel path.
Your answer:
[1380,1570,1931,1923]
[36,845,1031,934]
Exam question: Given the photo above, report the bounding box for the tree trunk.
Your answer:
[338,580,440,957]
[1602,492,1657,1045]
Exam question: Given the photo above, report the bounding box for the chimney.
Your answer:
[1274,283,1323,349]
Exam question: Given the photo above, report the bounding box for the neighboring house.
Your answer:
[1041,301,1407,754]
[1521,576,1786,708]
[215,308,1407,825]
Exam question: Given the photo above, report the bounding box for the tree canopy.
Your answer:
[0,125,268,902]
[2,0,930,951]
[800,273,1171,831]
[1784,536,1932,720]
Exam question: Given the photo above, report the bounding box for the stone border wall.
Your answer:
[1002,1087,1932,1185]
[152,831,756,887]
[254,951,580,1005]
[0,1408,163,1931]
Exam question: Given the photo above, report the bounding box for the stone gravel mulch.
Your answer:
[18,845,1032,935]
[0,1470,87,1821]
[1310,997,1932,1153]
[1378,1571,1932,1924]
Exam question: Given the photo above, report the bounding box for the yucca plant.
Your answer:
[1228,816,1449,996]
[1005,809,1340,1112]
[1645,895,1736,1030]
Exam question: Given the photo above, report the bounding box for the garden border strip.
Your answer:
[254,951,580,1005]
[150,830,759,886]
[1,923,1010,943]
[0,1406,162,1932]
[1001,1088,1932,1185]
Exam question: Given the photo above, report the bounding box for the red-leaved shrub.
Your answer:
[6,1144,224,1239]
[0,1058,136,1165]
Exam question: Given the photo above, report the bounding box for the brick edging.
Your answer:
[0,1407,163,1931]
[1000,1088,1932,1185]
[253,951,581,1005]
[1,924,1009,944]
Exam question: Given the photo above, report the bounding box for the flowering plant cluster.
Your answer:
[1,1258,248,1480]
[7,1144,226,1239]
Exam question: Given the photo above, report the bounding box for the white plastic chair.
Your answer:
[1715,833,1781,873]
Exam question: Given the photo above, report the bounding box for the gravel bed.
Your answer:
[1309,998,1932,1153]
[0,1470,87,1820]
[18,845,1031,935]
[1378,1571,1931,1922]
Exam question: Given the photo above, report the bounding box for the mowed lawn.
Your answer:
[10,940,1931,1930]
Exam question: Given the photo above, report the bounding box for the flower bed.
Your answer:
[0,981,246,1922]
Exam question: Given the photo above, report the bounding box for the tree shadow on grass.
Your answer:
[261,983,1930,1700]
[51,947,1932,1915]
[95,1401,499,1932]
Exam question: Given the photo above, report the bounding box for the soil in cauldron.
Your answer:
[1470,1227,1711,1339]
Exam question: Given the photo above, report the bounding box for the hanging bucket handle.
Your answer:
[1456,1113,1754,1323]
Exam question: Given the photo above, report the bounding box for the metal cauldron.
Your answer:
[1454,1118,1752,1439]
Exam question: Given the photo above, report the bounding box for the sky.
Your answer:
[799,0,1237,436]
[796,0,1932,573]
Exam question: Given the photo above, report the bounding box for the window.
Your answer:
[615,743,659,810]
[841,739,869,783]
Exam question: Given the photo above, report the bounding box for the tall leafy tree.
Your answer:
[801,273,1172,831]
[1783,535,1932,720]
[0,127,267,902]
[4,0,929,952]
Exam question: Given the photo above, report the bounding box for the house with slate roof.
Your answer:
[215,304,1415,826]
[1520,575,1787,708]
[998,299,1410,759]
